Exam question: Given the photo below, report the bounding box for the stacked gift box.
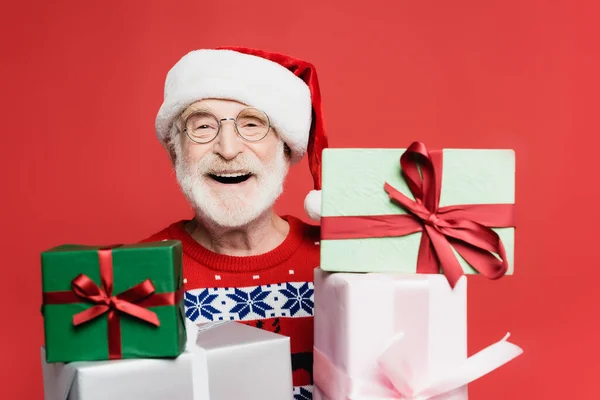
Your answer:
[312,142,523,399]
[40,241,294,400]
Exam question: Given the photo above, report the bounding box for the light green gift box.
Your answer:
[319,147,515,276]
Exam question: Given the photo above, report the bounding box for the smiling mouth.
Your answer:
[208,172,253,184]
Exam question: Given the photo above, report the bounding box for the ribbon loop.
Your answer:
[314,333,523,399]
[71,274,110,305]
[116,279,157,304]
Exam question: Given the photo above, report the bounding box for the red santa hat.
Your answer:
[155,46,328,221]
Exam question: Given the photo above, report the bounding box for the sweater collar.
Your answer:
[167,215,307,272]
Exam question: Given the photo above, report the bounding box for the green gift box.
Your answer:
[41,240,186,363]
[320,142,515,286]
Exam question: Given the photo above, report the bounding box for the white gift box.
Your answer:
[41,321,294,400]
[312,269,522,400]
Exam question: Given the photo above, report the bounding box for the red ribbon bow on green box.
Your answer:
[43,247,183,359]
[321,142,515,288]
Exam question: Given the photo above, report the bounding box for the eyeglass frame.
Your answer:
[181,107,273,144]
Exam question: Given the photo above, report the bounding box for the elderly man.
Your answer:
[143,47,328,399]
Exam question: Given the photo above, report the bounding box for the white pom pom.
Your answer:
[304,190,322,221]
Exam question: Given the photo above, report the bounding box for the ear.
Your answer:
[284,142,292,159]
[163,136,178,165]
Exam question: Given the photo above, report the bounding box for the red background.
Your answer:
[2,0,598,398]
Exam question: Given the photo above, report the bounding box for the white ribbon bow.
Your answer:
[354,332,523,399]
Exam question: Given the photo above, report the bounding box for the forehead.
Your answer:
[184,99,248,118]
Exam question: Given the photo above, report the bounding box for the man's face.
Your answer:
[172,99,290,228]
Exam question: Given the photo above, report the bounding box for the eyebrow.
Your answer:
[180,106,215,121]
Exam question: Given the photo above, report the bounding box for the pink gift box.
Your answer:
[313,269,521,400]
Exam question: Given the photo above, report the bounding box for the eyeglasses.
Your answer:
[183,107,272,144]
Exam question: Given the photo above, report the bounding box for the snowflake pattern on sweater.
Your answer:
[184,282,315,322]
[294,386,313,400]
[184,283,316,399]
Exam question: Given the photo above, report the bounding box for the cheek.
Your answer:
[182,140,211,164]
[249,138,284,164]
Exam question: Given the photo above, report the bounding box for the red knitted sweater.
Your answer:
[141,215,319,399]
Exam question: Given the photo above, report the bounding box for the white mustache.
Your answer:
[189,153,265,177]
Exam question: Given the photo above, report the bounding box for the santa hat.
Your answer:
[155,46,327,221]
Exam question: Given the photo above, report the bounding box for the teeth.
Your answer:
[213,172,249,178]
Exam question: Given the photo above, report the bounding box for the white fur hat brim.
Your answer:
[155,49,312,164]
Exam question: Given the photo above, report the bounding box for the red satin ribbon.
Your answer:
[321,141,515,288]
[43,247,183,359]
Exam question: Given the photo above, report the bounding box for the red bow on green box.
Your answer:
[41,241,185,362]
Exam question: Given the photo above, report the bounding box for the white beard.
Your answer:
[174,141,288,228]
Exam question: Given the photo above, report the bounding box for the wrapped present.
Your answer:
[320,142,515,287]
[41,347,199,400]
[41,320,294,400]
[41,241,186,363]
[312,269,522,400]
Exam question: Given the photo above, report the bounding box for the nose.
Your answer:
[213,118,243,160]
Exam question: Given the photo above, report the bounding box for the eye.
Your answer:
[239,117,266,128]
[186,112,219,132]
